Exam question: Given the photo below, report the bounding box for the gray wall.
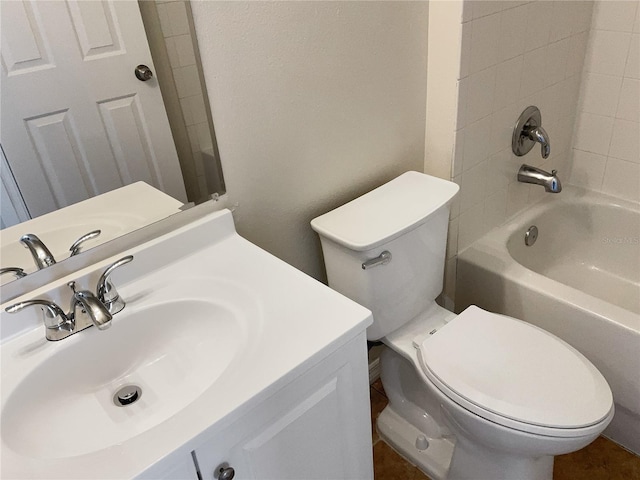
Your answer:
[191,1,429,280]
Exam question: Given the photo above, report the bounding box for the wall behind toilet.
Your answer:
[191,1,429,281]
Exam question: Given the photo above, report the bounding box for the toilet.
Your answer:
[311,171,614,480]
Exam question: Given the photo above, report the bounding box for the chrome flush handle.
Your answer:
[362,251,392,270]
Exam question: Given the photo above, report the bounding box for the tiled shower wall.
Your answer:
[569,0,640,202]
[443,0,593,304]
[155,0,218,202]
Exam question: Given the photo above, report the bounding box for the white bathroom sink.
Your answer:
[2,296,249,459]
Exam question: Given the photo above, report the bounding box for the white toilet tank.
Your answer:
[311,171,459,340]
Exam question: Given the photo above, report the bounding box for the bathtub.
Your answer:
[456,186,640,455]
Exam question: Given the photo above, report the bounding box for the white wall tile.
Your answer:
[447,218,459,259]
[462,1,473,23]
[486,148,516,192]
[472,1,504,20]
[173,34,196,67]
[566,32,590,78]
[469,13,501,74]
[466,66,496,123]
[494,56,523,111]
[450,175,462,219]
[489,102,521,156]
[569,150,607,189]
[586,30,633,76]
[625,35,640,79]
[180,94,207,126]
[506,180,530,218]
[462,116,493,170]
[609,118,640,162]
[452,129,465,177]
[524,1,552,52]
[544,38,570,87]
[173,65,201,98]
[498,5,528,62]
[574,112,615,155]
[617,78,640,122]
[549,0,574,43]
[581,73,623,117]
[593,1,638,33]
[572,1,595,35]
[164,1,190,37]
[460,160,487,212]
[459,25,472,79]
[601,157,640,200]
[457,77,469,129]
[520,47,546,95]
[483,187,508,230]
[458,201,487,251]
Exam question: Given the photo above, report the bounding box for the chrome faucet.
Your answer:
[517,164,562,193]
[11,230,102,276]
[5,284,112,341]
[4,255,133,341]
[20,234,56,269]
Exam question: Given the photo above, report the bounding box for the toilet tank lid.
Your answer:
[311,171,459,251]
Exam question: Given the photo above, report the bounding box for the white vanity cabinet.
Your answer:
[193,333,372,480]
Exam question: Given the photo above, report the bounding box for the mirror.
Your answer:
[0,0,224,287]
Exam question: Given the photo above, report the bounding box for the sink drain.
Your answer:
[113,385,142,407]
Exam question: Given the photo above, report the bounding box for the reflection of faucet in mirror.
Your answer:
[0,267,27,280]
[19,230,103,271]
[0,183,185,288]
[20,234,56,269]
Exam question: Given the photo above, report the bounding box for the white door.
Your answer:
[1,0,187,219]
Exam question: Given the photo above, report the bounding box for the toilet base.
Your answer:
[377,404,556,480]
[377,405,454,480]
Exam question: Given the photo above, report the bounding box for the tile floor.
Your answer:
[370,380,640,480]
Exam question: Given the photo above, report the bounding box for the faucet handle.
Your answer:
[5,299,71,332]
[69,230,101,257]
[0,267,27,279]
[97,255,134,314]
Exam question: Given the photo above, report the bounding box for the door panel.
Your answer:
[1,0,186,219]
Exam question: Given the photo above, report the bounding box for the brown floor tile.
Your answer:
[373,439,432,480]
[554,436,640,480]
[372,378,386,397]
[370,386,389,445]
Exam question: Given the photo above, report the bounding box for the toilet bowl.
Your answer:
[378,303,613,480]
[310,171,614,480]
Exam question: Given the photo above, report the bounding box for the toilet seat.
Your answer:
[416,306,613,438]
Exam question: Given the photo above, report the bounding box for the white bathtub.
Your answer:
[456,186,640,455]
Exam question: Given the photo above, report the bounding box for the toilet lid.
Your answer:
[418,306,613,431]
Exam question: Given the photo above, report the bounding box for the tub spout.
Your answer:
[517,164,562,193]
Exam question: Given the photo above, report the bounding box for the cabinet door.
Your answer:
[194,334,372,480]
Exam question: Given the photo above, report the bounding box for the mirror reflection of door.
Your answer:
[1,1,189,225]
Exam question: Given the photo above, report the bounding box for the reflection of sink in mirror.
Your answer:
[2,293,254,459]
[0,183,182,284]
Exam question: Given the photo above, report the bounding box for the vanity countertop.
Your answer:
[0,209,372,479]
